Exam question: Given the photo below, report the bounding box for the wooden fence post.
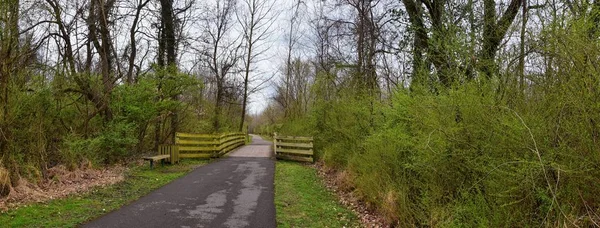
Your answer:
[273,132,278,155]
[246,126,250,143]
[214,134,220,158]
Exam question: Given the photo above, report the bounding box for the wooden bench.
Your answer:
[142,154,170,169]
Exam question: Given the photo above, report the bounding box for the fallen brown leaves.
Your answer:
[0,165,126,211]
[313,162,391,228]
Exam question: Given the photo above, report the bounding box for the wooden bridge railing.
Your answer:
[175,132,246,158]
[157,132,246,163]
[274,134,314,162]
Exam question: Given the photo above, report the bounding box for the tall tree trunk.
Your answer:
[0,0,20,187]
[284,0,301,118]
[518,0,527,94]
[239,5,255,132]
[212,37,222,132]
[403,0,428,89]
[160,0,176,66]
[87,0,115,122]
[159,0,178,143]
[99,0,115,121]
[239,72,249,132]
[479,0,522,79]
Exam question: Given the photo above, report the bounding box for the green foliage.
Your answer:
[275,161,360,228]
[263,17,600,225]
[3,77,63,181]
[309,88,381,167]
[305,78,600,226]
[111,80,159,125]
[0,63,210,187]
[63,135,101,169]
[97,121,138,164]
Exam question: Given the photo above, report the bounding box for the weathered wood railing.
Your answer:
[214,132,247,157]
[274,134,314,162]
[175,132,246,158]
[158,144,180,164]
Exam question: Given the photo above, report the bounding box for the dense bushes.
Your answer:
[265,20,600,226]
[0,67,221,189]
[272,81,600,226]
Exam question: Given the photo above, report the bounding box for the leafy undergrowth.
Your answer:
[275,161,360,228]
[0,159,208,227]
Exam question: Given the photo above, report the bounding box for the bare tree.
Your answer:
[236,0,278,131]
[274,59,313,118]
[198,0,241,132]
[154,0,194,146]
[281,0,303,118]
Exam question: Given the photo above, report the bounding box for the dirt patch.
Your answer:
[0,165,126,211]
[313,162,391,228]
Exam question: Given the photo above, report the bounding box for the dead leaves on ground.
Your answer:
[313,162,390,228]
[0,165,125,211]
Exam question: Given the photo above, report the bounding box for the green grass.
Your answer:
[0,159,208,227]
[275,161,360,228]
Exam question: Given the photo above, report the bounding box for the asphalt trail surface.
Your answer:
[83,135,275,228]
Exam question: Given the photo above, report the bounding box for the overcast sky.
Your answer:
[187,0,309,115]
[242,0,306,115]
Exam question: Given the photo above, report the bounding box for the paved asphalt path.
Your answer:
[83,135,275,228]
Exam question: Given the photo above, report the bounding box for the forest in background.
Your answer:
[0,0,278,198]
[252,0,600,226]
[1,0,600,226]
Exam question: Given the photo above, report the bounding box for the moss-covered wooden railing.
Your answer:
[159,132,246,161]
[274,134,314,162]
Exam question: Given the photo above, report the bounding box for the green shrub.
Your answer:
[345,81,600,226]
[63,134,102,169]
[254,10,600,227]
[97,121,138,164]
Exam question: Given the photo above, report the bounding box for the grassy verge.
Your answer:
[275,161,360,228]
[0,159,208,227]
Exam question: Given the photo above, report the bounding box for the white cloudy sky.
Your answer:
[180,0,314,115]
[228,0,313,115]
